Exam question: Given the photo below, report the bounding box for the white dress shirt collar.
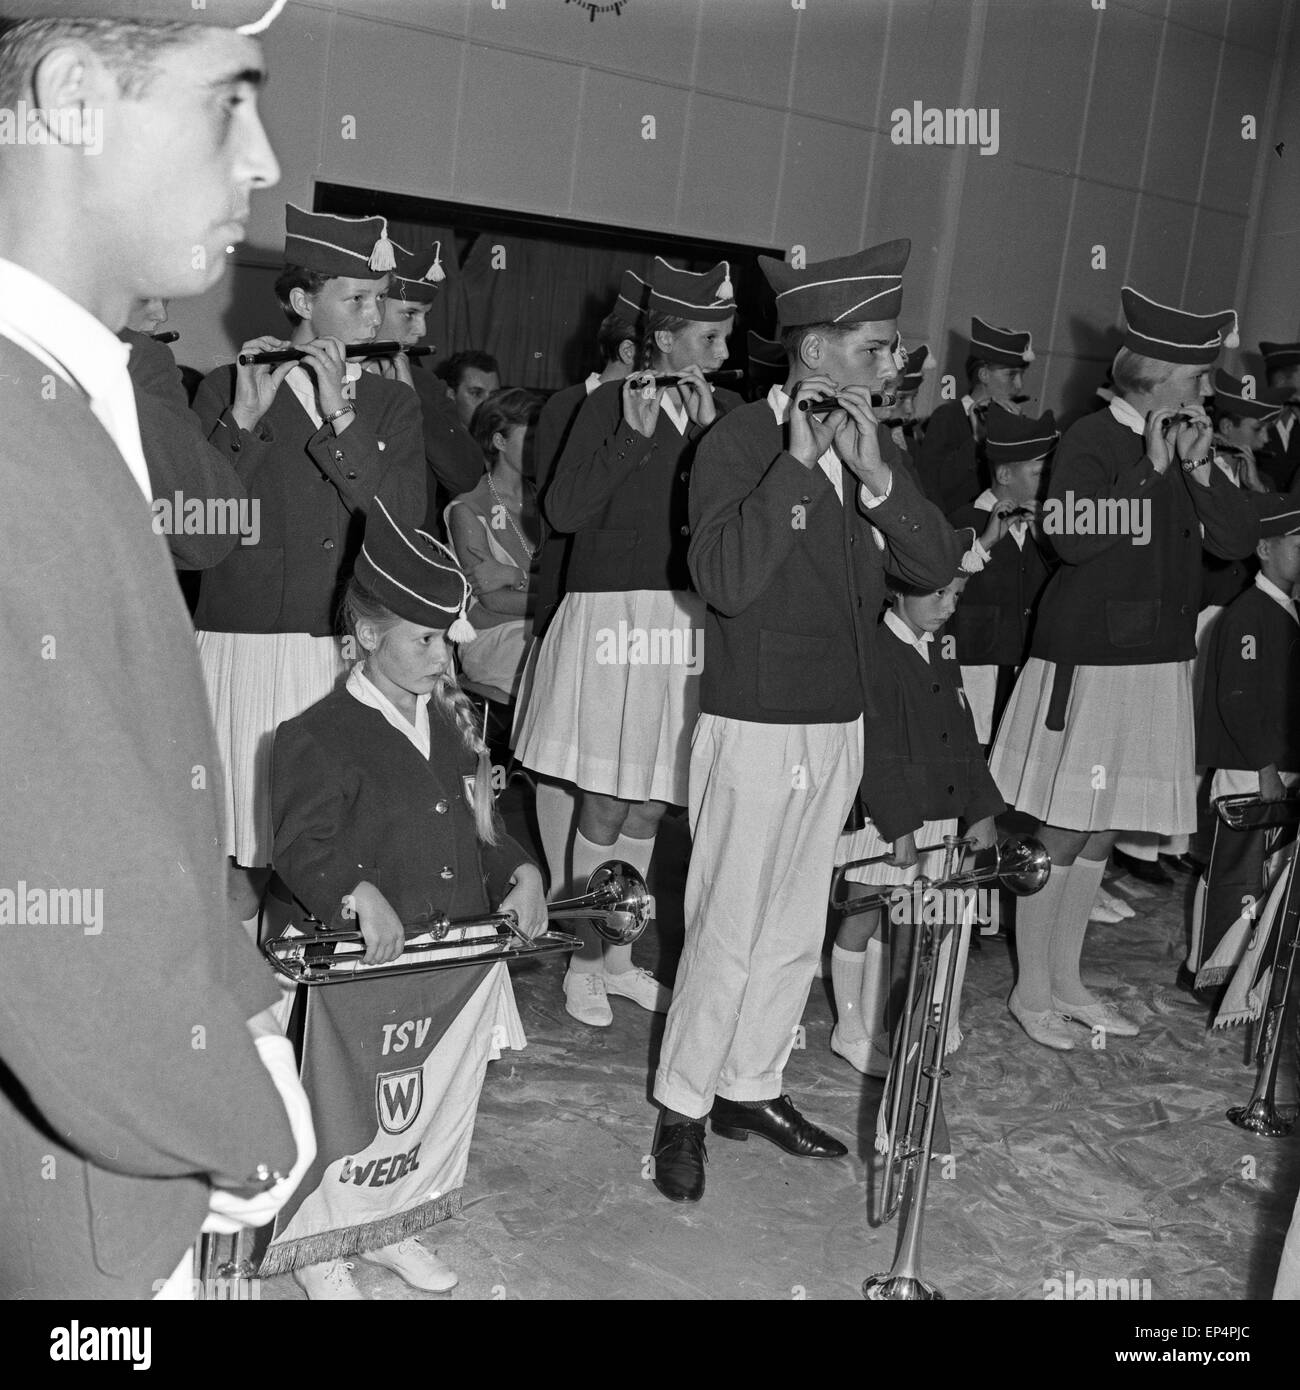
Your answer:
[0,256,150,499]
[584,371,602,395]
[1109,394,1148,437]
[884,608,933,663]
[1256,571,1299,624]
[347,663,431,758]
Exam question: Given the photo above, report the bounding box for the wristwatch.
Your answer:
[1182,451,1213,472]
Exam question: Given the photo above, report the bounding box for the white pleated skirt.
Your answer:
[196,630,348,866]
[512,589,704,805]
[988,657,1196,834]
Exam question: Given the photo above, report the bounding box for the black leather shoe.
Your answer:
[651,1115,706,1202]
[710,1094,848,1158]
[1111,848,1171,885]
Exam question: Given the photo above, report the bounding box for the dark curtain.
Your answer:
[385,218,755,391]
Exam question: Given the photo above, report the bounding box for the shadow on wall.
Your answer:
[1057,316,1125,430]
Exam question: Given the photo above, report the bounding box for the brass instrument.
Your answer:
[193,1229,258,1301]
[262,861,653,986]
[834,834,1052,1301]
[1219,797,1300,1137]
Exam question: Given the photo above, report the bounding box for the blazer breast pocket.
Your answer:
[1105,598,1161,649]
[757,629,836,712]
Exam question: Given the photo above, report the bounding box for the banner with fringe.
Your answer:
[261,960,524,1276]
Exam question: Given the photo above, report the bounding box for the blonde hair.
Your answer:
[341,580,502,846]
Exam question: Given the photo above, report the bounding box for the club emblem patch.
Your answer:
[376,1066,423,1136]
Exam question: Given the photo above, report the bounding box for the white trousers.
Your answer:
[654,714,863,1116]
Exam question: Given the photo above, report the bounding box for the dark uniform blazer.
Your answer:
[408,365,483,534]
[947,500,1054,665]
[860,620,1006,843]
[272,687,534,930]
[0,336,295,1300]
[1197,584,1300,774]
[532,379,590,634]
[545,379,742,593]
[1030,407,1258,670]
[916,398,981,514]
[688,399,961,726]
[192,366,426,636]
[122,328,248,571]
[1257,417,1300,493]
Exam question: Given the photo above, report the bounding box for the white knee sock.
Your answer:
[1049,856,1108,1007]
[603,830,656,975]
[859,935,890,1040]
[535,779,577,900]
[568,829,615,974]
[831,944,867,1042]
[1011,867,1070,1013]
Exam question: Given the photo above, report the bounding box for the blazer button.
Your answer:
[322,538,335,550]
[932,682,941,693]
[941,731,950,743]
[347,471,358,480]
[680,525,690,537]
[946,784,955,795]
[434,799,449,813]
[1180,604,1190,615]
[679,471,689,482]
[230,440,241,453]
[1182,528,1191,539]
[439,866,454,880]
[334,450,344,462]
[849,534,856,545]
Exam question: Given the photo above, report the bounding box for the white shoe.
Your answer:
[1008,994,1075,1051]
[294,1259,365,1300]
[363,1237,458,1292]
[603,965,671,1013]
[1097,887,1135,920]
[830,1025,891,1078]
[1052,995,1140,1038]
[563,968,613,1026]
[1088,900,1124,924]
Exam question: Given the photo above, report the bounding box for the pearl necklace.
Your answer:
[486,471,535,560]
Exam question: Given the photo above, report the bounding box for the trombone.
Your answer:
[262,860,654,986]
[833,833,1052,1301]
[1216,795,1300,1138]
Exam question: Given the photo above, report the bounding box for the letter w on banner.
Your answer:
[258,958,524,1276]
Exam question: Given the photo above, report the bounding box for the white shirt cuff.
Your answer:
[858,472,893,509]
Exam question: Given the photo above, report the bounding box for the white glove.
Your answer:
[202,1032,317,1235]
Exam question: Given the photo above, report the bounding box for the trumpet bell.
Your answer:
[993,835,1053,897]
[551,861,655,946]
[862,1272,945,1302]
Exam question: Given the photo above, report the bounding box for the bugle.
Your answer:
[237,341,435,366]
[149,329,180,343]
[262,860,654,986]
[797,390,897,416]
[843,834,1051,1301]
[1227,828,1300,1137]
